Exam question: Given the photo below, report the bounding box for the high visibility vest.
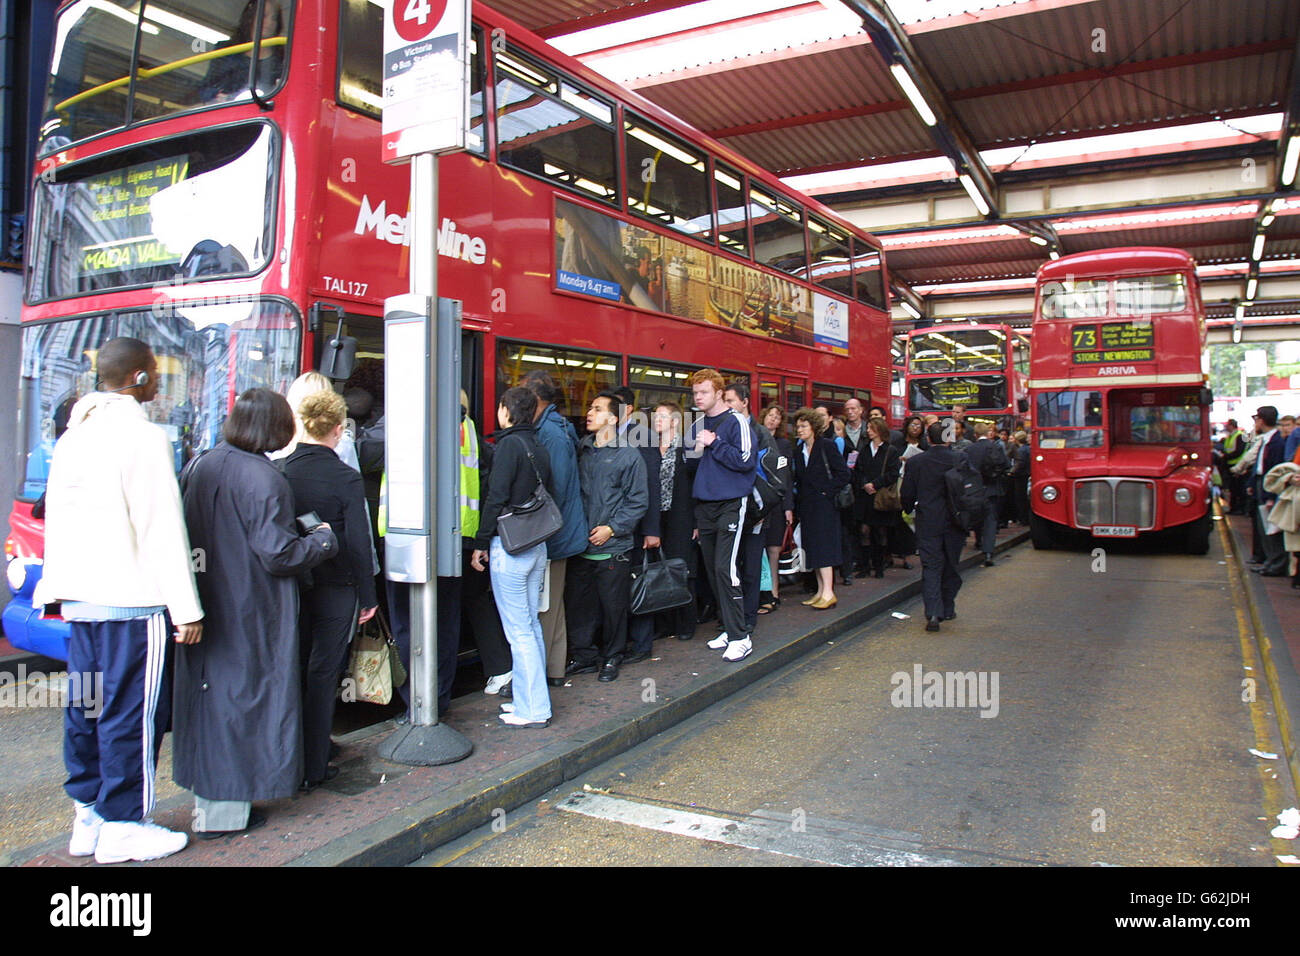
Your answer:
[460,418,481,540]
[1224,429,1246,465]
[377,418,481,539]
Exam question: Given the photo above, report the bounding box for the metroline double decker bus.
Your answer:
[4,1,893,658]
[905,323,1029,428]
[1026,248,1213,554]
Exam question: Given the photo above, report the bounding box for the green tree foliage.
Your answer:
[1208,343,1275,399]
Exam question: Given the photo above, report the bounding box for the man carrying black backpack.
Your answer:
[963,422,1010,567]
[900,422,965,632]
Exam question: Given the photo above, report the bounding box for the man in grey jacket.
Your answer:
[564,391,648,683]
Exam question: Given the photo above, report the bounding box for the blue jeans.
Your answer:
[489,537,551,722]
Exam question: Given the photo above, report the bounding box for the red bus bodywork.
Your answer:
[6,1,893,657]
[1027,248,1213,552]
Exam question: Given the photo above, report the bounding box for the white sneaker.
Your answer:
[722,637,753,662]
[69,801,103,857]
[94,819,188,864]
[499,702,514,713]
[484,673,512,695]
[706,632,730,650]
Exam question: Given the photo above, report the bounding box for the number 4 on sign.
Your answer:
[405,0,432,25]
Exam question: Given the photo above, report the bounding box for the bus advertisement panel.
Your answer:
[4,1,893,659]
[1026,248,1213,553]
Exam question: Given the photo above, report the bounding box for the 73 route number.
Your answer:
[322,276,369,298]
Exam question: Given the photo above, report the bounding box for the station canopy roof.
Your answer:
[484,0,1300,328]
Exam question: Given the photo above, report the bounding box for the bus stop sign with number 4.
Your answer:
[382,0,470,162]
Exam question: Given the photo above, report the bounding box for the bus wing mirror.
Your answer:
[1199,387,1213,406]
[1017,397,1029,413]
[319,335,357,381]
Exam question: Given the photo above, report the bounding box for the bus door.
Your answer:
[758,369,807,418]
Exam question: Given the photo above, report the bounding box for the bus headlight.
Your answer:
[6,558,29,594]
[1041,485,1059,502]
[1174,487,1192,505]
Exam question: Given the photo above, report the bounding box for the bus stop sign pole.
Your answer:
[377,0,474,766]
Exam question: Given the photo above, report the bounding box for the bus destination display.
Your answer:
[79,156,189,277]
[1070,321,1154,364]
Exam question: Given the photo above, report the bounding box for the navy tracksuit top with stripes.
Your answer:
[688,409,756,502]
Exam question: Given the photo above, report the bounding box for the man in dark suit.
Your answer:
[901,422,964,631]
[614,387,662,662]
[1252,405,1289,576]
[963,422,1010,566]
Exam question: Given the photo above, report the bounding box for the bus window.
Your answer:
[1112,392,1203,444]
[628,358,694,411]
[851,245,887,312]
[495,50,617,204]
[496,340,620,427]
[1035,389,1103,448]
[1040,279,1108,319]
[711,163,749,258]
[42,0,293,150]
[749,185,806,278]
[624,118,710,238]
[1115,274,1187,315]
[28,122,277,301]
[807,217,853,300]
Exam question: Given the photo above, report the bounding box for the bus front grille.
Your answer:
[1073,479,1154,529]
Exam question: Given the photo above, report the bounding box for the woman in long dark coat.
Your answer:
[175,389,337,836]
[792,407,851,609]
[854,417,902,578]
[759,405,795,612]
[652,401,698,640]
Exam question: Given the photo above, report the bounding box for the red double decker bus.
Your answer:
[4,1,893,658]
[1027,248,1213,553]
[904,323,1029,429]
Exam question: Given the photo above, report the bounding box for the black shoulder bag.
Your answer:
[496,440,564,554]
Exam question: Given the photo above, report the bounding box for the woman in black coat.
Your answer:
[282,389,378,790]
[652,401,697,640]
[853,418,902,578]
[759,405,796,612]
[176,389,337,836]
[792,407,851,609]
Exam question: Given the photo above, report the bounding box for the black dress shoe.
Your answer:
[547,677,566,687]
[623,647,652,665]
[676,632,694,641]
[925,618,941,632]
[854,568,869,578]
[598,660,620,682]
[300,765,340,792]
[942,612,957,621]
[840,576,853,586]
[565,660,599,676]
[981,558,996,567]
[497,681,512,700]
[1260,570,1286,577]
[196,810,268,840]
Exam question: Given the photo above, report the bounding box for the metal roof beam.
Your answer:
[578,2,822,59]
[840,0,998,218]
[1277,30,1300,190]
[533,0,709,40]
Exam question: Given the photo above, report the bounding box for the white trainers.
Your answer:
[706,632,730,650]
[722,637,753,662]
[484,673,512,695]
[94,819,188,864]
[499,702,514,713]
[69,801,103,857]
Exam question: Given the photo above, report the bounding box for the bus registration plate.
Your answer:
[1092,525,1137,537]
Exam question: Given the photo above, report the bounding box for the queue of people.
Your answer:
[1222,406,1300,588]
[38,338,1020,863]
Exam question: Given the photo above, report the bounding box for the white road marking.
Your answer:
[557,792,964,867]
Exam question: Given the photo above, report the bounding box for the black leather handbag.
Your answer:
[629,548,693,615]
[496,446,564,555]
[822,447,854,511]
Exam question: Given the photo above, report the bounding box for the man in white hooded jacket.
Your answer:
[33,337,203,864]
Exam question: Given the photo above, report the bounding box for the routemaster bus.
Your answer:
[1026,247,1213,553]
[905,323,1029,428]
[3,1,893,659]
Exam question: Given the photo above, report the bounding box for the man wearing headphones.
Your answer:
[35,337,204,864]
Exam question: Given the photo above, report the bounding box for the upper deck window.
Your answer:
[1115,273,1188,315]
[807,217,853,300]
[495,48,617,204]
[624,117,709,238]
[27,122,276,302]
[1039,279,1108,320]
[748,185,806,278]
[41,0,292,153]
[851,245,887,312]
[908,329,1007,374]
[711,163,748,258]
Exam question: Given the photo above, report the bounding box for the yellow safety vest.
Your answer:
[377,418,481,539]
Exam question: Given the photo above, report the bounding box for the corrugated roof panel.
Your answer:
[722,111,934,174]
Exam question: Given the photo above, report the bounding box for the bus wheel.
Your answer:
[1030,512,1058,550]
[1183,507,1212,555]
